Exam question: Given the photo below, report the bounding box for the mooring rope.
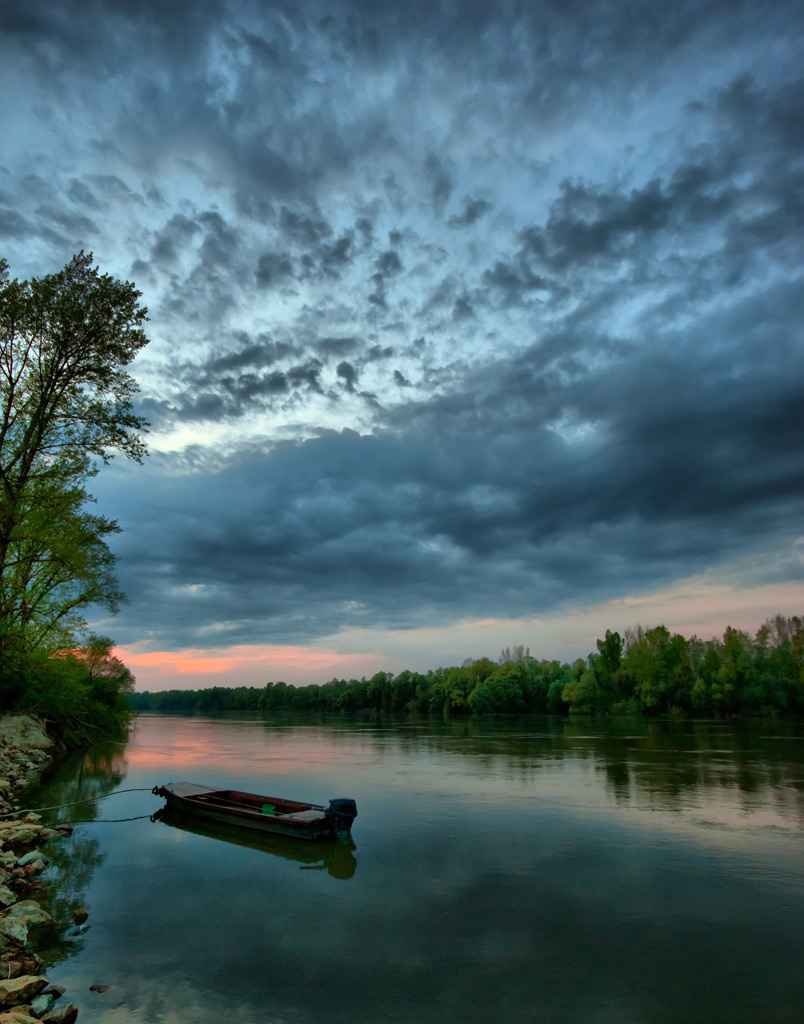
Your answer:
[68,813,155,825]
[0,786,155,819]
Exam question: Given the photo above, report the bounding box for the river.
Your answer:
[25,713,804,1023]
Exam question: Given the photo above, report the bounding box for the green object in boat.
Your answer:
[261,803,275,815]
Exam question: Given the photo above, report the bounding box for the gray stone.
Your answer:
[41,1003,77,1024]
[29,993,54,1016]
[0,902,53,945]
[0,1010,39,1023]
[0,886,17,908]
[0,976,48,1009]
[0,719,52,752]
[0,918,27,945]
[15,854,46,871]
[0,832,39,850]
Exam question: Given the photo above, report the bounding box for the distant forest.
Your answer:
[128,615,804,718]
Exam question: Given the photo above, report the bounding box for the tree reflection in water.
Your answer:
[21,742,127,965]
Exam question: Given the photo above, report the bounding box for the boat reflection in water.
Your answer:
[151,806,358,880]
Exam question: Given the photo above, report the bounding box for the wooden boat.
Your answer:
[152,782,357,841]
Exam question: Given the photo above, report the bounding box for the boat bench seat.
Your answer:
[282,809,324,823]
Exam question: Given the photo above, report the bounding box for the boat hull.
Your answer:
[152,782,356,841]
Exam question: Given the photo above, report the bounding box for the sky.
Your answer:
[1,0,803,690]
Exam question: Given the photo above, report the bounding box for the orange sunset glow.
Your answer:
[116,642,382,690]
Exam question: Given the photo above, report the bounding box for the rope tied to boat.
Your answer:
[0,786,156,819]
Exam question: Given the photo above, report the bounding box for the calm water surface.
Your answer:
[26,714,804,1023]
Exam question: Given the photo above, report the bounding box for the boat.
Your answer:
[152,782,357,841]
[152,805,358,879]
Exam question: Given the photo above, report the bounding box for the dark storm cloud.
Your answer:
[424,154,454,212]
[316,337,360,359]
[255,251,294,287]
[0,207,32,240]
[3,0,803,652]
[66,179,102,211]
[107,278,804,649]
[452,294,474,320]
[110,246,804,649]
[481,260,552,307]
[369,249,404,308]
[318,233,355,277]
[279,207,332,247]
[336,361,359,393]
[365,345,394,363]
[151,214,200,266]
[448,198,493,228]
[165,357,324,423]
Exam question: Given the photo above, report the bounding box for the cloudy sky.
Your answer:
[2,0,803,689]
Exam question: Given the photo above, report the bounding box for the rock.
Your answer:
[0,902,53,946]
[0,919,25,946]
[89,984,110,993]
[0,887,17,909]
[0,976,48,1009]
[29,992,54,1016]
[71,909,87,926]
[0,719,52,753]
[0,833,39,850]
[0,784,9,795]
[40,1004,77,1024]
[14,855,46,871]
[41,987,64,999]
[0,1011,39,1024]
[11,884,39,900]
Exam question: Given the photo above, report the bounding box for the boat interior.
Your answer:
[190,789,325,818]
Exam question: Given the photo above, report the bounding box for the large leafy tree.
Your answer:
[0,252,149,663]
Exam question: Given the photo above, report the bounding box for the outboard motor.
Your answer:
[327,798,358,837]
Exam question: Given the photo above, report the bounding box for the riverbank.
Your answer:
[0,715,79,1023]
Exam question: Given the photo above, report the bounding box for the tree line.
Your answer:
[130,614,804,717]
[0,254,147,742]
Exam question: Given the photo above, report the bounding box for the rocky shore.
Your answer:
[0,716,79,1024]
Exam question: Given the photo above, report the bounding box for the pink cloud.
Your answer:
[116,643,381,691]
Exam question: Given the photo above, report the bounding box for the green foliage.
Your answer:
[0,252,148,660]
[0,253,147,742]
[0,635,134,744]
[128,614,804,720]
